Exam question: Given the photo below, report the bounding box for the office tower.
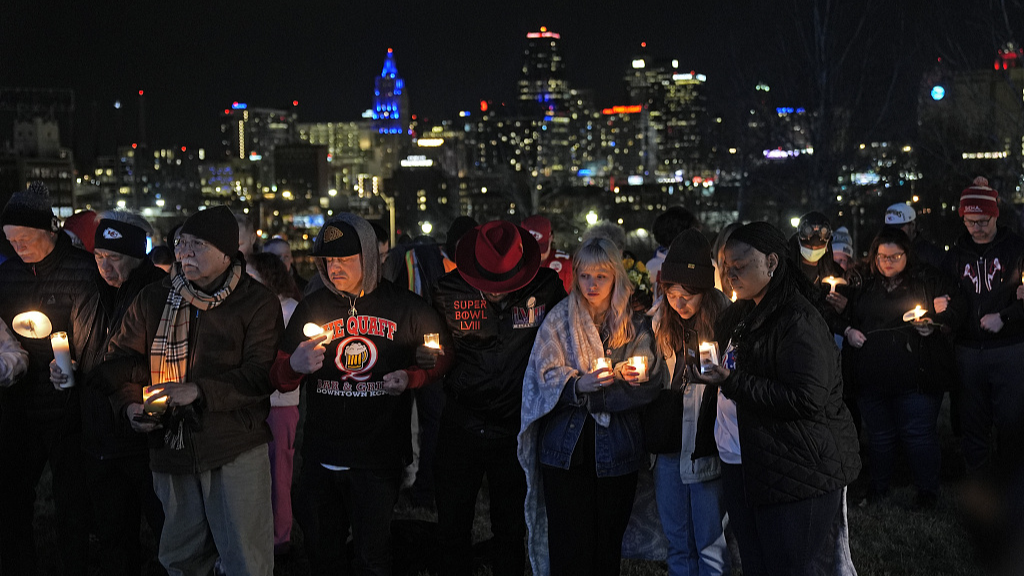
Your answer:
[373,48,410,178]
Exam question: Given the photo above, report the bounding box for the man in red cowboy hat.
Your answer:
[423,220,566,576]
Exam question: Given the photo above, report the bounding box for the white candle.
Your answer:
[627,356,648,383]
[423,333,441,349]
[698,342,719,374]
[824,276,839,294]
[303,322,325,338]
[591,357,612,374]
[50,331,75,389]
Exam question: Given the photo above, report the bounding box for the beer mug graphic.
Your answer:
[343,341,369,372]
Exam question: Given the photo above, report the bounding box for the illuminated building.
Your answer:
[219,103,298,190]
[298,121,377,197]
[0,89,76,211]
[373,49,411,178]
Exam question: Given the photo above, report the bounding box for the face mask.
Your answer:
[800,245,828,263]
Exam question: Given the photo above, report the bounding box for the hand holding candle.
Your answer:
[11,311,52,339]
[698,342,719,374]
[823,276,847,294]
[902,304,928,323]
[626,355,649,385]
[143,385,169,415]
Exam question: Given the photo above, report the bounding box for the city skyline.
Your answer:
[5,0,1020,157]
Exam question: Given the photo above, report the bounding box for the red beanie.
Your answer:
[958,176,999,218]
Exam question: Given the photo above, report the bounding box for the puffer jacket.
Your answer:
[98,263,284,474]
[715,266,861,505]
[0,232,99,422]
[79,260,167,459]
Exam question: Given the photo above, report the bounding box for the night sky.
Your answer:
[3,0,1020,158]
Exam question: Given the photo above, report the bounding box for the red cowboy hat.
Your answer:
[456,221,541,293]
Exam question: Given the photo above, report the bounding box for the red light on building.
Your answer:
[387,47,393,54]
[292,100,298,106]
[224,109,230,115]
[480,100,489,112]
[641,42,647,48]
[131,143,137,149]
[601,105,643,115]
[181,146,187,152]
[138,90,144,96]
[411,114,417,120]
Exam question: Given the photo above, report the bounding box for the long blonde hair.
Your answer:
[571,237,635,349]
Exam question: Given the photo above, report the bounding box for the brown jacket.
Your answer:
[99,268,284,474]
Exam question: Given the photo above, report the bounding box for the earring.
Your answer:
[768,270,774,278]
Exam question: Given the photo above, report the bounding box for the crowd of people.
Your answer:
[0,176,1021,576]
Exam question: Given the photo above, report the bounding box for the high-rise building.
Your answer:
[518,27,572,115]
[219,103,298,190]
[298,121,377,196]
[373,49,410,178]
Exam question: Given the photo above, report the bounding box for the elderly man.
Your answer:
[54,211,167,576]
[98,205,284,576]
[0,183,99,575]
[428,220,566,576]
[271,213,450,575]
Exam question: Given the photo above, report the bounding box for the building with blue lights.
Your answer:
[373,49,410,178]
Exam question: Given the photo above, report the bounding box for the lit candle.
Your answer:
[423,333,441,349]
[823,276,847,294]
[627,355,648,384]
[11,311,52,339]
[591,357,612,374]
[143,385,168,415]
[303,322,325,338]
[731,291,738,302]
[698,342,719,374]
[902,304,927,323]
[50,331,75,389]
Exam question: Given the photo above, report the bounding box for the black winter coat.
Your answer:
[0,232,99,422]
[715,268,861,506]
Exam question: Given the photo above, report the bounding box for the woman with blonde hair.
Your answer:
[519,236,665,576]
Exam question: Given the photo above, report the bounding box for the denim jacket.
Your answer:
[536,313,664,477]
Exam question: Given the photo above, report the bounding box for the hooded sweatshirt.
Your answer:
[273,214,451,469]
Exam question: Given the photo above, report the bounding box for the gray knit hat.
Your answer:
[1,182,58,231]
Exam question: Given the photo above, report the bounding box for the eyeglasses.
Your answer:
[173,237,211,254]
[875,252,905,264]
[963,217,993,229]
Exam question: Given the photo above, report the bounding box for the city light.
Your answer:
[790,217,801,228]
[632,59,646,69]
[931,86,945,101]
[417,138,444,147]
[421,222,433,235]
[586,211,599,225]
[231,102,247,110]
[601,105,642,115]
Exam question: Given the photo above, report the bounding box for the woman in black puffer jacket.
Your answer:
[699,222,861,576]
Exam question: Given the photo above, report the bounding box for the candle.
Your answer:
[902,304,927,323]
[11,311,51,339]
[823,276,847,294]
[627,356,648,383]
[423,333,441,349]
[143,385,168,415]
[303,322,325,338]
[50,331,75,389]
[590,357,612,374]
[698,342,719,374]
[731,291,737,302]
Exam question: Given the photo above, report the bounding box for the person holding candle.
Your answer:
[648,229,731,576]
[519,236,664,576]
[270,213,451,575]
[839,227,959,508]
[98,205,284,576]
[700,221,861,576]
[55,211,168,576]
[0,182,100,575]
[0,319,28,388]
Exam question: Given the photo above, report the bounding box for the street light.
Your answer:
[586,210,599,225]
[421,221,433,235]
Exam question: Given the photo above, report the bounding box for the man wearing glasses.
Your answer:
[940,176,1024,475]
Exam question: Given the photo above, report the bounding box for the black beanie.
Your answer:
[728,222,789,257]
[446,216,479,258]
[94,218,148,259]
[1,182,57,231]
[661,229,715,289]
[178,206,239,258]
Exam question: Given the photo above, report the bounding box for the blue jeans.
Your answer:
[858,391,942,494]
[653,454,729,576]
[956,343,1024,473]
[153,444,274,576]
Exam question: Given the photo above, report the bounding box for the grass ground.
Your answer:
[28,396,988,575]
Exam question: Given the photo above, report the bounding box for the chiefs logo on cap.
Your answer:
[102,228,123,240]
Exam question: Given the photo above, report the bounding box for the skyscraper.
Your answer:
[373,48,410,177]
[517,27,572,115]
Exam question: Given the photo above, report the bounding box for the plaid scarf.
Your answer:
[150,261,243,448]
